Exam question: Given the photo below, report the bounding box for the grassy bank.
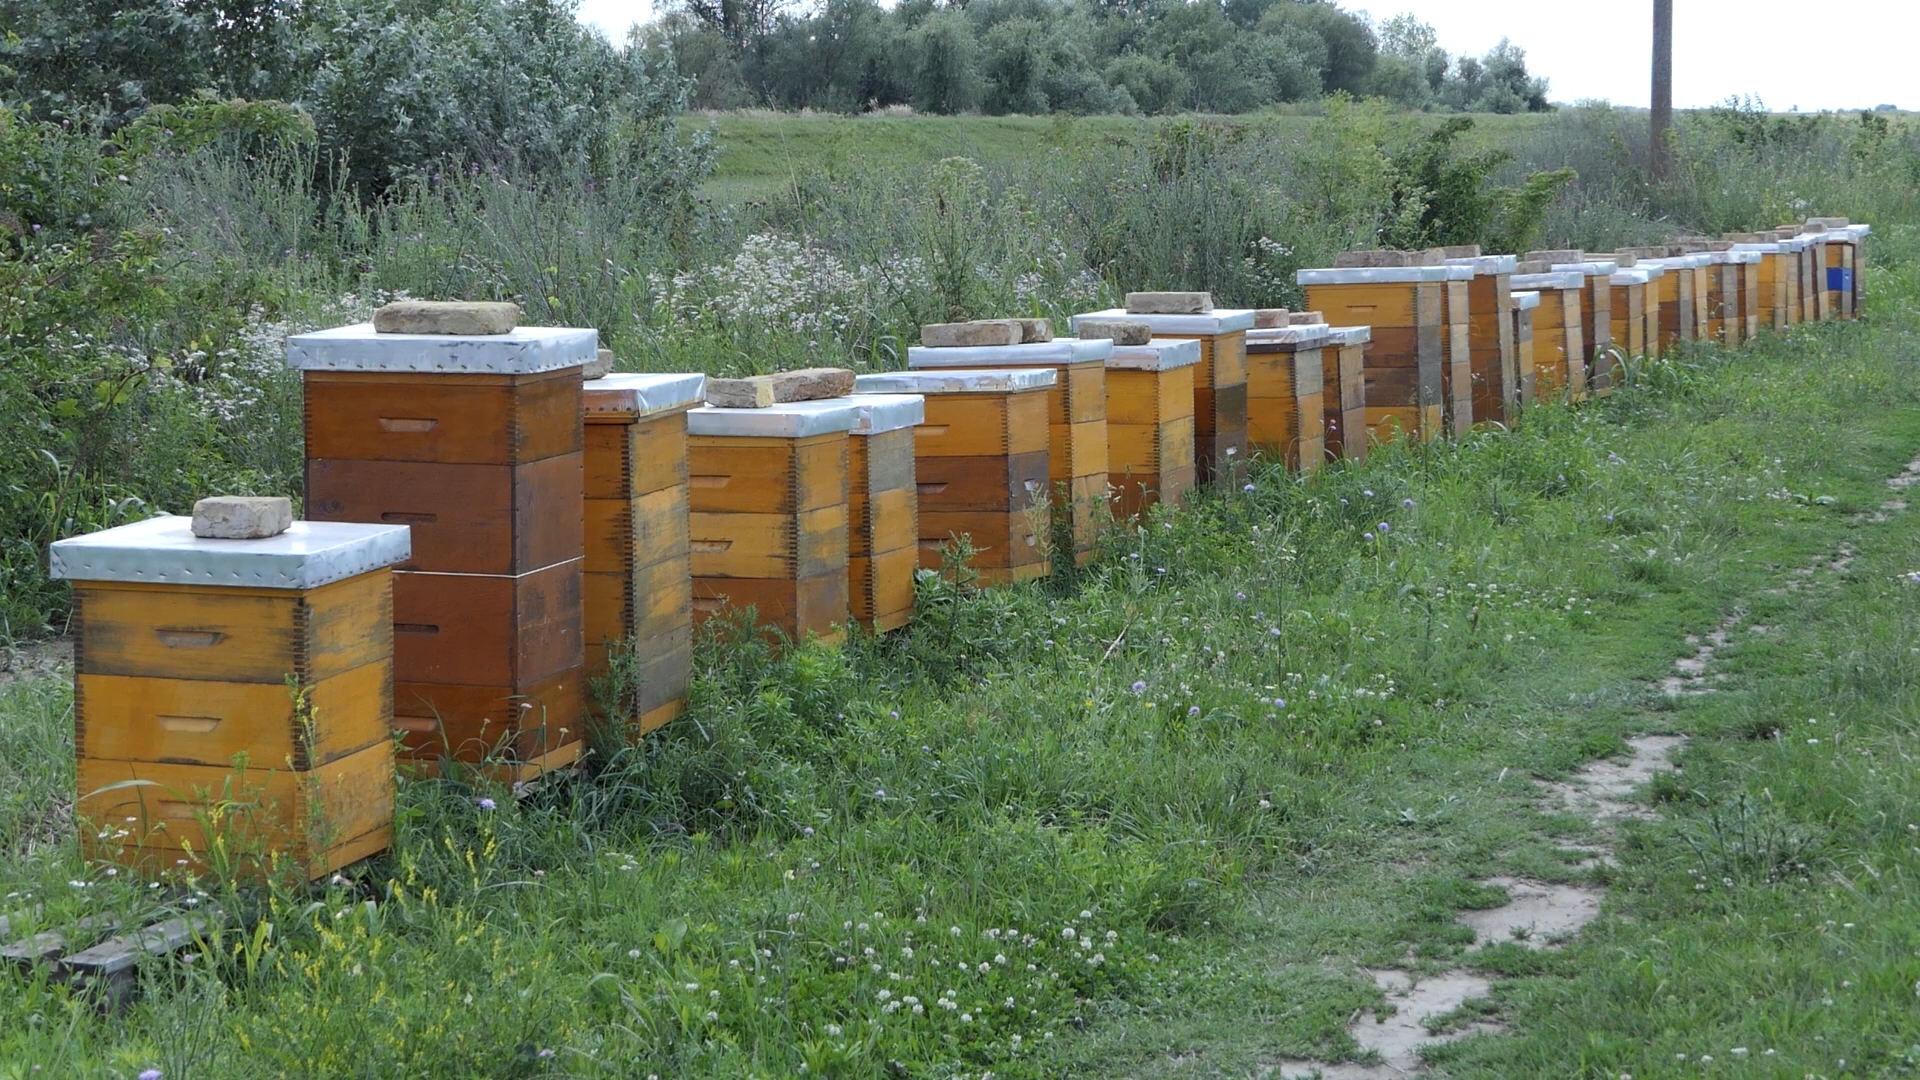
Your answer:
[4,261,1918,1075]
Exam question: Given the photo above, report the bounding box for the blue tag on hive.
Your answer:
[1827,267,1852,292]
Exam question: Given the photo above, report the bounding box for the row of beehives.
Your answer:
[44,218,1868,881]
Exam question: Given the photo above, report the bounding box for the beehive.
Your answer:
[1104,339,1199,519]
[1074,307,1251,483]
[845,394,925,633]
[1732,241,1790,333]
[908,337,1110,565]
[289,323,593,780]
[1510,270,1585,402]
[854,369,1055,585]
[1817,225,1866,320]
[580,372,704,740]
[51,517,411,879]
[1433,264,1477,434]
[1298,265,1448,444]
[1842,224,1872,314]
[1510,291,1538,404]
[1444,255,1519,426]
[1737,250,1762,340]
[1245,321,1328,471]
[1801,229,1832,321]
[685,399,861,643]
[1779,235,1808,325]
[1550,259,1615,397]
[1689,253,1712,337]
[1608,268,1651,367]
[1642,256,1698,349]
[1705,249,1743,345]
[1323,326,1370,462]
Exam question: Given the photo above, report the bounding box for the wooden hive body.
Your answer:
[856,371,1053,585]
[1642,281,1664,361]
[1246,327,1327,471]
[1514,274,1585,402]
[1806,237,1830,321]
[53,517,410,880]
[1104,342,1199,520]
[1823,235,1855,319]
[1609,279,1646,365]
[1581,268,1615,395]
[846,395,923,633]
[1509,298,1537,406]
[1440,272,1474,435]
[1323,328,1370,463]
[1073,309,1249,483]
[1741,258,1763,339]
[1446,258,1518,427]
[1654,263,1695,348]
[581,373,702,739]
[1300,268,1446,444]
[291,325,593,782]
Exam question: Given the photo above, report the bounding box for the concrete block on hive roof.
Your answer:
[1806,216,1851,228]
[1252,309,1290,329]
[1289,311,1324,325]
[1125,291,1213,315]
[1515,259,1553,274]
[191,496,292,540]
[921,320,1022,348]
[372,300,520,336]
[1333,249,1435,268]
[1525,249,1584,264]
[1612,253,1638,267]
[1074,318,1155,345]
[585,348,614,380]
[1434,244,1483,259]
[705,375,776,409]
[768,367,856,402]
[1013,318,1054,343]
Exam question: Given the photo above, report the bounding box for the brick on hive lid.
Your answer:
[371,300,520,335]
[1806,216,1851,228]
[1515,259,1553,275]
[1288,311,1325,325]
[1252,309,1291,329]
[1335,250,1403,268]
[768,367,856,402]
[191,496,293,540]
[1124,291,1213,315]
[705,374,776,408]
[1705,240,1734,252]
[1524,249,1584,264]
[1774,226,1803,238]
[585,348,614,380]
[1013,318,1054,343]
[1076,318,1154,345]
[1433,244,1482,259]
[921,320,1023,348]
[1613,252,1638,267]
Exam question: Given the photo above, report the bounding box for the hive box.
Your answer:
[1551,260,1616,397]
[1818,225,1869,320]
[908,337,1110,565]
[1073,307,1251,483]
[1323,326,1370,462]
[1608,267,1652,369]
[1438,263,1475,434]
[1511,292,1539,404]
[289,323,593,779]
[1298,265,1448,443]
[1732,241,1791,333]
[1444,254,1519,426]
[855,369,1055,585]
[1245,322,1328,471]
[686,399,862,643]
[1510,271,1585,402]
[580,372,704,740]
[1104,339,1200,519]
[845,394,925,633]
[51,517,411,879]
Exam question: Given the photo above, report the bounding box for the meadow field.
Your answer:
[4,99,1920,1077]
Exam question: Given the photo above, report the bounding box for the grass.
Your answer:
[3,261,1918,1077]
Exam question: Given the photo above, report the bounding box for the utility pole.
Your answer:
[1651,0,1673,180]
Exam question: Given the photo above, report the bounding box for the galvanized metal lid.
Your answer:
[1328,325,1372,345]
[1247,324,1331,347]
[1729,242,1782,254]
[583,372,707,419]
[1512,271,1585,290]
[1610,269,1654,286]
[50,516,411,590]
[686,398,865,439]
[1550,260,1619,277]
[1513,291,1542,310]
[907,338,1112,368]
[1106,339,1202,372]
[1443,254,1519,275]
[854,369,1056,395]
[847,393,926,435]
[1072,308,1256,335]
[1296,266,1454,285]
[287,324,598,375]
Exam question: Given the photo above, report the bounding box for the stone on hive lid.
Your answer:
[1515,259,1552,274]
[1806,216,1850,228]
[770,367,856,402]
[191,496,292,540]
[922,320,1022,348]
[1125,291,1212,315]
[1334,250,1411,268]
[1525,249,1584,264]
[1252,309,1290,329]
[1075,318,1154,345]
[1612,253,1637,267]
[1288,311,1324,325]
[585,348,614,380]
[706,375,776,409]
[372,301,520,336]
[1013,318,1054,343]
[1434,244,1482,259]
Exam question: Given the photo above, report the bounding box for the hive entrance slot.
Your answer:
[394,623,440,635]
[690,540,733,553]
[154,630,221,648]
[377,417,437,433]
[380,512,438,524]
[155,715,222,734]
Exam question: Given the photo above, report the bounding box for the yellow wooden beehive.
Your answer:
[1102,338,1199,519]
[1608,268,1651,367]
[1443,254,1519,427]
[1438,264,1475,435]
[1323,326,1371,463]
[1511,270,1585,402]
[1245,320,1328,471]
[581,373,703,739]
[52,516,411,879]
[855,369,1054,585]
[1510,291,1538,404]
[1075,307,1250,483]
[1548,258,1615,396]
[1298,263,1448,444]
[845,394,925,633]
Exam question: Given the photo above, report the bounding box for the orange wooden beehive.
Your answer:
[580,373,703,740]
[845,394,924,633]
[51,517,411,880]
[1075,307,1250,484]
[1510,291,1539,404]
[1639,255,1698,349]
[1737,250,1762,340]
[1298,264,1448,444]
[1733,240,1791,333]
[1608,267,1652,365]
[685,399,860,643]
[1789,227,1832,321]
[909,337,1108,565]
[290,323,592,781]
[1323,326,1370,463]
[1438,263,1475,435]
[1443,254,1519,427]
[1811,222,1866,320]
[1104,338,1199,519]
[1548,258,1615,396]
[1510,270,1584,402]
[1245,321,1328,471]
[856,369,1054,585]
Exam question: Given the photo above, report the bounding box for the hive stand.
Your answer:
[1245,321,1328,471]
[1443,254,1519,426]
[845,394,926,633]
[854,369,1055,585]
[1438,264,1476,435]
[50,518,410,880]
[1510,271,1584,402]
[289,324,593,780]
[1073,307,1251,484]
[1104,339,1200,519]
[1510,291,1539,404]
[580,373,704,741]
[907,337,1111,566]
[1323,326,1370,463]
[1608,267,1651,365]
[685,399,862,644]
[1551,260,1615,396]
[1298,265,1448,444]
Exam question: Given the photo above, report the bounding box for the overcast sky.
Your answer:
[577,0,1918,112]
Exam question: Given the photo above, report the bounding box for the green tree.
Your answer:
[911,9,982,114]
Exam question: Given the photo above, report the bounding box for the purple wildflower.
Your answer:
[139,1072,161,1080]
[1377,522,1390,533]
[1273,698,1287,709]
[1130,680,1148,694]
[1402,498,1414,509]
[476,797,496,811]
[1188,706,1201,717]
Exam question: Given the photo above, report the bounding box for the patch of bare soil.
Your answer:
[0,637,71,690]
